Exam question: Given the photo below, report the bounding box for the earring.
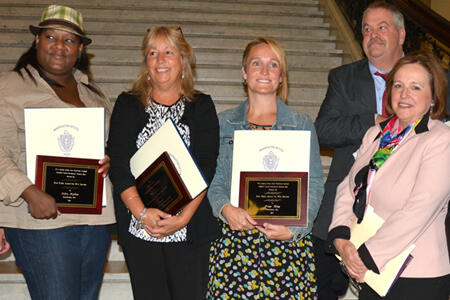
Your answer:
[431,102,435,107]
[243,78,247,85]
[147,74,151,81]
[181,71,185,79]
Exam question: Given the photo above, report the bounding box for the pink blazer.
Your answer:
[329,116,450,278]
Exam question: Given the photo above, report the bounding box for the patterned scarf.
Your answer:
[352,116,422,223]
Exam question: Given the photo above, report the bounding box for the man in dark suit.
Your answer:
[311,2,405,299]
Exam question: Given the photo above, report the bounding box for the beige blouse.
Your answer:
[0,66,115,229]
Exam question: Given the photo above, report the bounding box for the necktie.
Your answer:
[374,71,389,117]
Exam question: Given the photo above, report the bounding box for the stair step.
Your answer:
[0,6,325,24]
[94,65,330,84]
[0,270,357,300]
[0,63,329,84]
[97,96,323,119]
[0,31,338,50]
[0,46,341,68]
[0,261,20,273]
[0,238,130,298]
[0,0,320,12]
[0,18,332,37]
[0,0,319,4]
[0,2,329,26]
[95,80,326,101]
[0,261,133,300]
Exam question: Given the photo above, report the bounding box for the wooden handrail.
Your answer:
[393,0,450,49]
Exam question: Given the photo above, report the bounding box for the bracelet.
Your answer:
[125,194,139,203]
[135,207,147,230]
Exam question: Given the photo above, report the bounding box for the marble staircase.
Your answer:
[0,0,357,298]
[0,0,341,116]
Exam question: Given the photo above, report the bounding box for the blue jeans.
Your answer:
[5,225,110,300]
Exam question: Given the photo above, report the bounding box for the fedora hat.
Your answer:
[29,5,92,45]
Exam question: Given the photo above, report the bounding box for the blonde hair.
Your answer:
[130,26,197,105]
[385,50,448,120]
[241,37,289,102]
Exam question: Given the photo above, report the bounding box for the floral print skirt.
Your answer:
[207,222,318,299]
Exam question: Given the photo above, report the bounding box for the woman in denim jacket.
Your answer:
[207,37,324,299]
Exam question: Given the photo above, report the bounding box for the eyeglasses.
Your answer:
[339,263,362,292]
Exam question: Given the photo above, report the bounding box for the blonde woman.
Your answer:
[107,26,220,299]
[207,37,323,299]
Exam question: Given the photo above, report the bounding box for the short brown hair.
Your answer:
[130,26,197,105]
[241,37,289,102]
[385,50,448,120]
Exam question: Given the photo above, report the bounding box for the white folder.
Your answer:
[336,206,415,297]
[130,119,207,199]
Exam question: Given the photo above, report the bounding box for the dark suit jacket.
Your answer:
[312,60,450,241]
[312,59,377,240]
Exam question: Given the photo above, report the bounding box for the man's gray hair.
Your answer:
[362,1,404,31]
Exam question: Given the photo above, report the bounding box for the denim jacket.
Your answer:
[207,98,324,241]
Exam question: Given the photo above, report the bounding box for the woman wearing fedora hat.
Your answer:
[0,5,115,300]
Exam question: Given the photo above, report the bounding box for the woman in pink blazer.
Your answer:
[328,51,450,300]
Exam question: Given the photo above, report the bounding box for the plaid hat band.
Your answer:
[38,19,84,35]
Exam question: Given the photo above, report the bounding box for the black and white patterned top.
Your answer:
[128,97,190,243]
